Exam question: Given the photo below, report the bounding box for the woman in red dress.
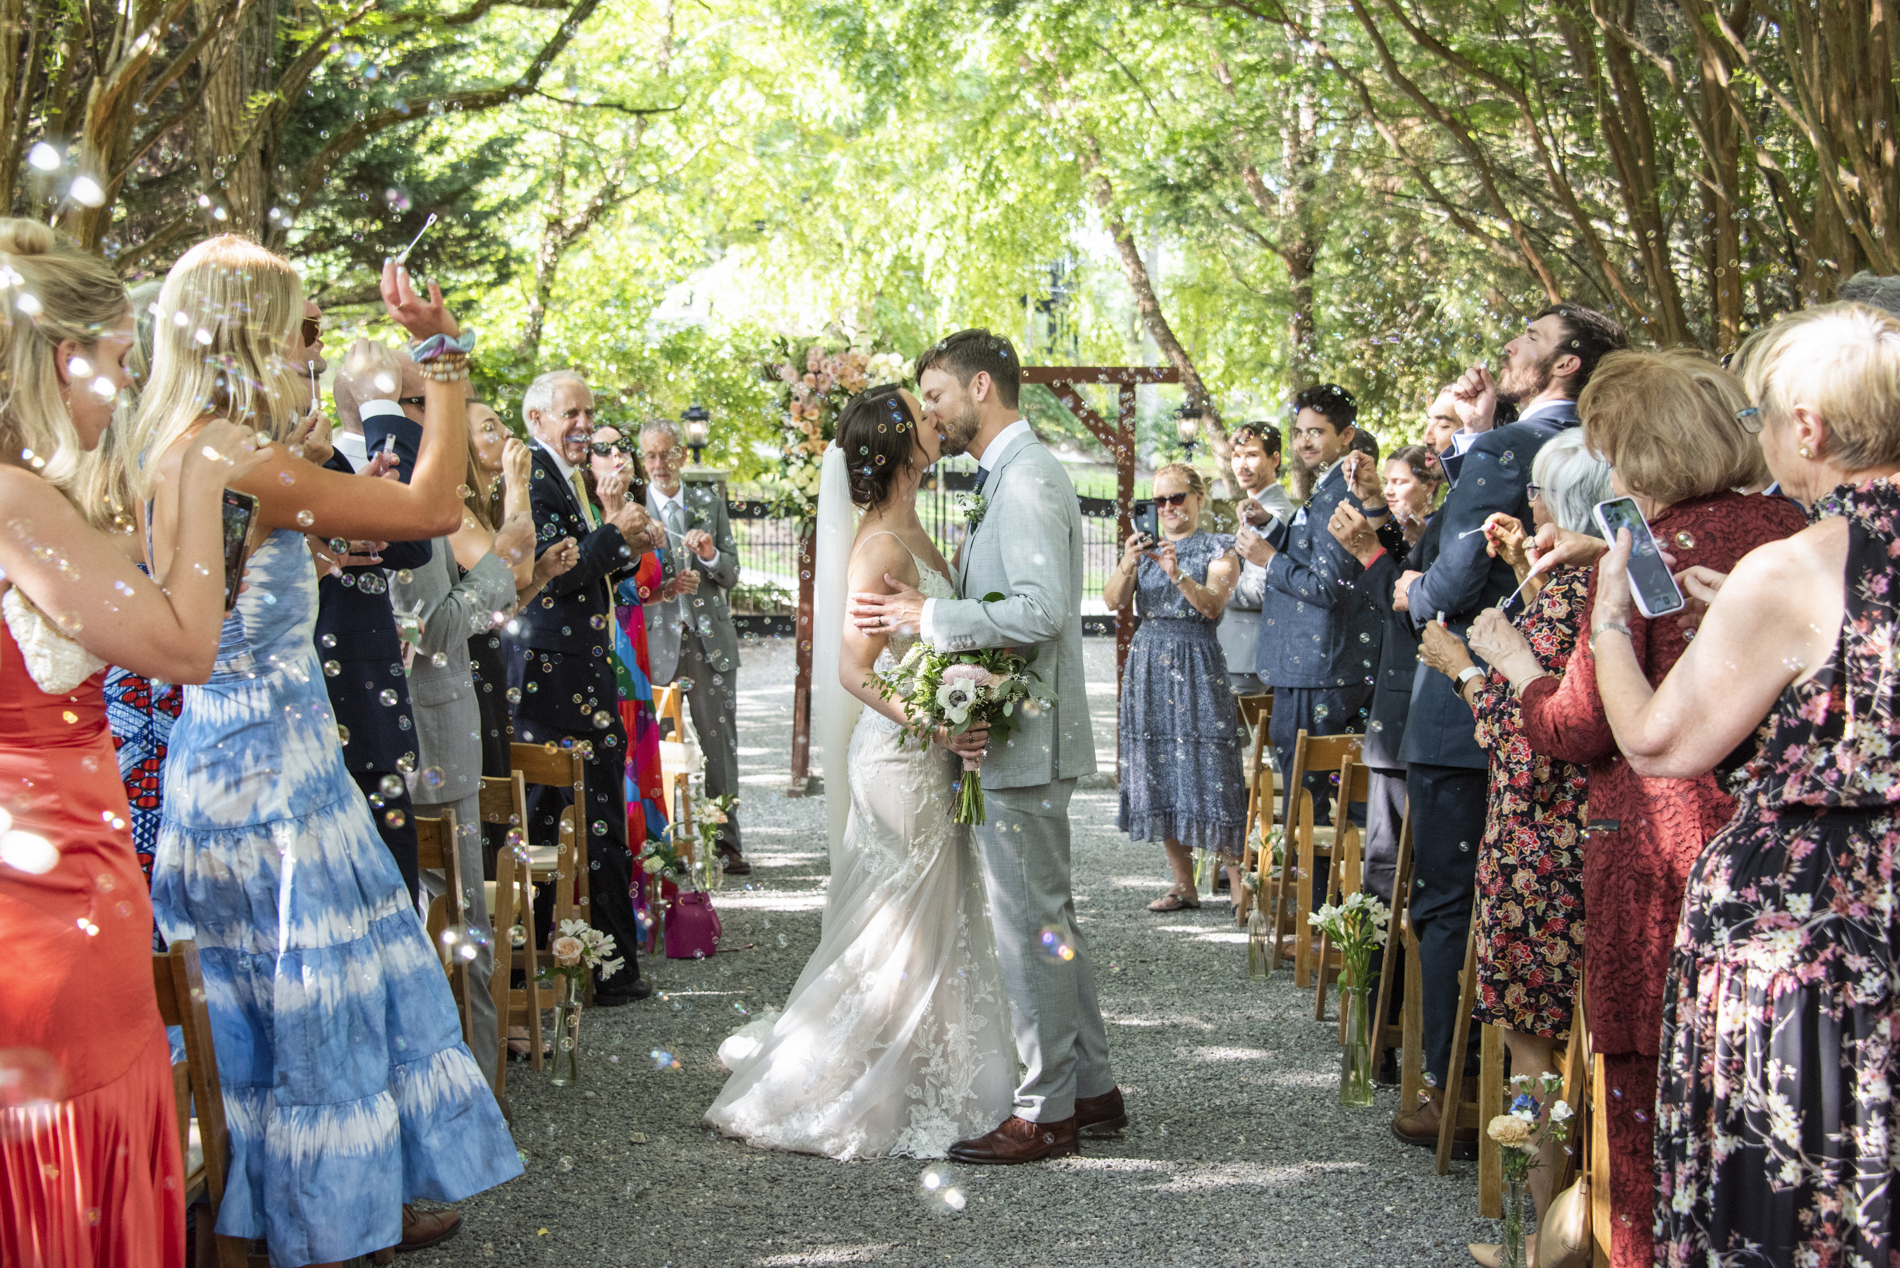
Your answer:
[1469,350,1807,1268]
[0,220,264,1267]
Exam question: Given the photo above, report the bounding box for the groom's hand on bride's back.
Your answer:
[848,573,926,637]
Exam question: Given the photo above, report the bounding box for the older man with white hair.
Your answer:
[641,418,748,874]
[508,369,655,1003]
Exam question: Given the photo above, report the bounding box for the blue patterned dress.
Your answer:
[1117,531,1247,856]
[150,528,520,1266]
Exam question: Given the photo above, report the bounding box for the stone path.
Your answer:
[406,637,1492,1267]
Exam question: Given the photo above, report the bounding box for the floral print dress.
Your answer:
[1467,565,1589,1038]
[1656,479,1900,1267]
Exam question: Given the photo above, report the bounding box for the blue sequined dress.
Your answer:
[1116,531,1247,856]
[150,529,520,1265]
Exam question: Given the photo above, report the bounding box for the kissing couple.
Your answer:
[703,329,1124,1163]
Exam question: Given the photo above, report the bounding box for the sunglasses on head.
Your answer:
[1154,491,1191,508]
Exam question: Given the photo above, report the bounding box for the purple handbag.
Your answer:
[663,890,722,959]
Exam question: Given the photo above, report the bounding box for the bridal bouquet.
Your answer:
[871,639,1055,825]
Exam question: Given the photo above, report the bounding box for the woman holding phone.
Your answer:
[134,241,519,1268]
[1462,350,1805,1268]
[0,220,267,1266]
[1597,303,1900,1268]
[1104,462,1244,912]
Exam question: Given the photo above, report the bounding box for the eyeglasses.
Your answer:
[1526,483,1543,501]
[1154,491,1191,508]
[1735,406,1763,434]
[397,395,426,408]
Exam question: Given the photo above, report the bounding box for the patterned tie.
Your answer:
[974,465,990,495]
[569,470,599,530]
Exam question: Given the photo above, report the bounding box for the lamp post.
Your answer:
[682,403,710,466]
[1176,401,1202,461]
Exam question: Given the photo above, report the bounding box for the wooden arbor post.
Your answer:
[1020,366,1180,696]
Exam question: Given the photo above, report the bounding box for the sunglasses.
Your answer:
[1154,491,1192,508]
[397,395,426,408]
[590,439,638,456]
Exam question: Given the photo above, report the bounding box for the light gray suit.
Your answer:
[393,540,516,1092]
[1218,482,1295,695]
[927,428,1111,1124]
[643,481,744,853]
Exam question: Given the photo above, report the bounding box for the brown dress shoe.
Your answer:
[945,1115,1079,1165]
[396,1204,461,1253]
[1074,1088,1128,1136]
[1391,1088,1477,1160]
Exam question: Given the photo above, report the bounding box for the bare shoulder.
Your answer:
[1730,518,1844,591]
[0,466,83,537]
[849,526,920,593]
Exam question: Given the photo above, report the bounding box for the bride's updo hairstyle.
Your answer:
[836,384,921,510]
[133,234,305,497]
[0,218,131,495]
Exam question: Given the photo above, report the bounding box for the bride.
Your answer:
[704,384,1014,1159]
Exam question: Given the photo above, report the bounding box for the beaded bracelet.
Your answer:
[417,353,470,383]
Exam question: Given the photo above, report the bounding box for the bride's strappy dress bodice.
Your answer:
[706,541,1013,1159]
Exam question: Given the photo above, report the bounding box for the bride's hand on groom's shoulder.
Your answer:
[849,573,925,638]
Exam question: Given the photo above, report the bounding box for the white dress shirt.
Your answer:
[919,417,1035,645]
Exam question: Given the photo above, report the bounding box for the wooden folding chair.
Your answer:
[479,771,543,1080]
[414,808,475,1051]
[1314,757,1373,1024]
[511,741,593,1006]
[653,681,686,742]
[1266,731,1362,985]
[1234,693,1278,920]
[1374,806,1420,1108]
[1436,894,1505,1222]
[153,942,245,1268]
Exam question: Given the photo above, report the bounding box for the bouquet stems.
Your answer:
[955,758,985,825]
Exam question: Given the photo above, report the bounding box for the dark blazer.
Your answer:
[509,443,638,659]
[314,447,431,774]
[1353,522,1431,770]
[1253,461,1381,689]
[1399,401,1579,769]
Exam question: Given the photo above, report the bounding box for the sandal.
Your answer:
[1147,891,1202,913]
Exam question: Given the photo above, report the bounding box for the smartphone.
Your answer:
[221,489,257,611]
[1592,496,1684,618]
[1132,501,1160,550]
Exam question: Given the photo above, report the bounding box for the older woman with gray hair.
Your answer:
[1416,427,1611,1257]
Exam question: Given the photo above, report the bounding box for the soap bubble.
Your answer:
[917,1163,968,1213]
[379,774,403,798]
[379,689,399,707]
[1037,924,1076,961]
[649,1050,681,1071]
[295,510,314,527]
[420,766,445,790]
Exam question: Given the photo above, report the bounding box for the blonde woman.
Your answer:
[0,221,264,1267]
[136,242,519,1268]
[1104,462,1245,910]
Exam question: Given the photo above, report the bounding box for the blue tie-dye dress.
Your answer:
[150,528,520,1265]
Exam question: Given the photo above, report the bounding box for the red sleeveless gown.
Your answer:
[0,611,184,1267]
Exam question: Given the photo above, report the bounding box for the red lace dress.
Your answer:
[1467,565,1590,1038]
[0,607,184,1267]
[1657,480,1900,1267]
[1516,490,1807,1268]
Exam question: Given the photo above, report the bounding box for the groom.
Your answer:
[850,329,1122,1164]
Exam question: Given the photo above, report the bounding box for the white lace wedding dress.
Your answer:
[705,546,1014,1160]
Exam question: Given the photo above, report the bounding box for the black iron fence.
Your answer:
[724,475,1128,635]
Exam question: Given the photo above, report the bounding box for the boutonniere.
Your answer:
[955,491,989,527]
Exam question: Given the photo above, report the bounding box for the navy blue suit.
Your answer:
[505,443,644,994]
[315,446,432,901]
[1395,399,1580,1089]
[1254,461,1381,826]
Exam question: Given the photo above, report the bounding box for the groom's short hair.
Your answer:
[917,329,1021,410]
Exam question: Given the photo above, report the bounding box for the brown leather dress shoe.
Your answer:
[1391,1089,1477,1160]
[945,1115,1079,1165]
[717,849,752,876]
[1074,1087,1128,1136]
[395,1204,461,1253]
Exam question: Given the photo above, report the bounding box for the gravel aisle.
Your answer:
[407,637,1492,1267]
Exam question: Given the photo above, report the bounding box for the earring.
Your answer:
[1799,443,1814,459]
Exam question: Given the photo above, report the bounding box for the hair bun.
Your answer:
[0,218,59,259]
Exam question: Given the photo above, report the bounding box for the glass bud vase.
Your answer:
[550,975,583,1087]
[1247,906,1273,979]
[1338,972,1376,1107]
[1501,1176,1531,1268]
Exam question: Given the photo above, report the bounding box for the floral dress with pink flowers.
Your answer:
[1655,479,1900,1267]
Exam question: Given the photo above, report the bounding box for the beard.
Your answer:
[935,397,981,457]
[1498,349,1556,404]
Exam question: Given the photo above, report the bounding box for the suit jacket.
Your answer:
[393,538,516,804]
[314,447,430,774]
[642,481,740,684]
[509,445,638,661]
[1353,525,1432,770]
[927,430,1097,791]
[1216,484,1295,679]
[1253,462,1380,689]
[1400,400,1579,769]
